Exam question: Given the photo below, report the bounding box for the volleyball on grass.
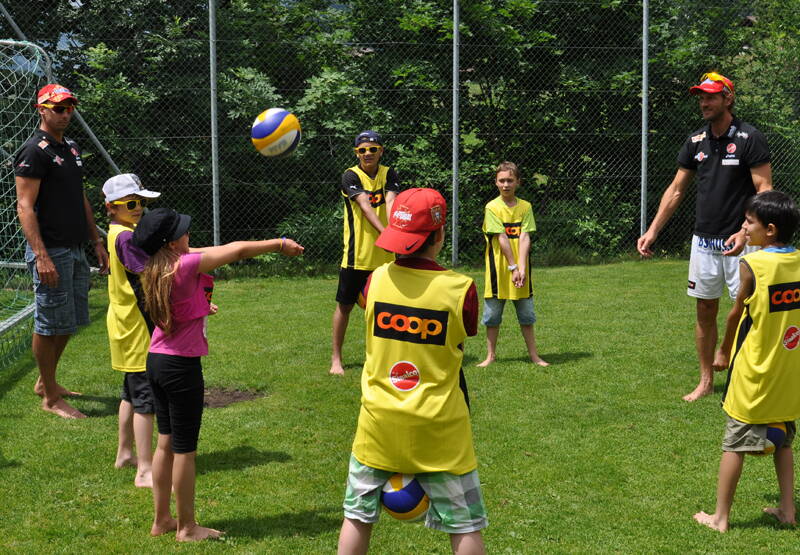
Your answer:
[381,473,430,521]
[751,422,787,456]
[250,108,301,157]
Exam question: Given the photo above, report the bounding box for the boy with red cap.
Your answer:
[637,71,772,402]
[336,188,487,555]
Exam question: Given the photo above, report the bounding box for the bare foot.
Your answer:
[531,356,550,367]
[764,507,797,526]
[114,454,137,469]
[42,398,86,419]
[693,511,728,532]
[151,517,178,536]
[135,469,153,489]
[476,356,494,368]
[682,383,713,402]
[329,363,345,376]
[176,524,223,542]
[34,381,81,398]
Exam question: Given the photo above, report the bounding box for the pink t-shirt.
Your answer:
[149,253,214,357]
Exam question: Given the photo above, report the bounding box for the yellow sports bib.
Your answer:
[340,165,395,270]
[483,196,536,299]
[723,249,800,423]
[353,262,478,474]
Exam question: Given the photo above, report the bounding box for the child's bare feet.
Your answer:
[531,356,549,367]
[476,356,494,368]
[176,523,223,542]
[42,398,86,419]
[135,469,153,488]
[115,451,137,469]
[329,363,345,376]
[763,507,797,526]
[682,382,713,402]
[150,517,178,536]
[693,511,728,532]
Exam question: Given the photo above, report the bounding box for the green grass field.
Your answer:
[1,260,797,552]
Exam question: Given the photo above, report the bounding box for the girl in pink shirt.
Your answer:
[133,208,304,542]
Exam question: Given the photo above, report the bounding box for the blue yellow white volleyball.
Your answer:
[751,422,787,456]
[381,473,430,521]
[250,108,301,157]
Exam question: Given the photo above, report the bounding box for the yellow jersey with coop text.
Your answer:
[483,196,536,299]
[352,262,478,474]
[340,164,395,270]
[723,248,800,423]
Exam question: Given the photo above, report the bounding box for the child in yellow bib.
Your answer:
[337,188,488,555]
[103,174,161,488]
[694,190,800,532]
[477,161,548,368]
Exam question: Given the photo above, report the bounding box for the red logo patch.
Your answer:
[727,143,736,154]
[389,361,420,391]
[783,326,800,350]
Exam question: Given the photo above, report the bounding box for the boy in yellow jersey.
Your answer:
[694,190,800,532]
[477,161,548,367]
[330,130,400,376]
[337,188,487,555]
[103,174,161,488]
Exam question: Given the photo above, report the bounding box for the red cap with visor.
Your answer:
[375,188,446,255]
[36,84,78,106]
[689,72,734,96]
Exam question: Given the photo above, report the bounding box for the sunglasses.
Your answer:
[354,146,382,154]
[699,72,733,93]
[111,198,147,210]
[39,103,75,114]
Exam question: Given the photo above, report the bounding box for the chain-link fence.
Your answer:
[1,1,799,341]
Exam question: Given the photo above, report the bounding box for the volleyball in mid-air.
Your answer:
[381,473,429,521]
[751,422,787,456]
[251,108,301,157]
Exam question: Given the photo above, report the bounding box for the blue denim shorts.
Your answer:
[481,296,536,327]
[25,244,90,335]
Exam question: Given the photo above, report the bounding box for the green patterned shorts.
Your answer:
[343,454,489,534]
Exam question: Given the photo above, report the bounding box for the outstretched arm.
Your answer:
[197,238,304,274]
[637,167,695,257]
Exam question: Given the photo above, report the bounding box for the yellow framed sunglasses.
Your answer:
[354,146,382,154]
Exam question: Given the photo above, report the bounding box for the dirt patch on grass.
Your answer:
[204,387,264,408]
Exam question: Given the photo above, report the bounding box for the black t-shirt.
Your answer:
[677,118,770,238]
[14,130,88,248]
[340,166,401,198]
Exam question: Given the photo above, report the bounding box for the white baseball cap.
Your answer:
[103,173,161,202]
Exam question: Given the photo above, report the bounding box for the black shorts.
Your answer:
[336,267,372,305]
[146,353,204,454]
[120,371,155,414]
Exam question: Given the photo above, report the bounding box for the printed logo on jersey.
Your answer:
[726,143,736,154]
[53,156,64,166]
[373,301,448,345]
[389,360,421,391]
[369,191,385,207]
[503,222,522,239]
[37,140,49,150]
[783,326,800,350]
[768,282,800,313]
[688,280,696,289]
[694,151,706,162]
[736,131,749,139]
[17,160,30,168]
[691,132,706,143]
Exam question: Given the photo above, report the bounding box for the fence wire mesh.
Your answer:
[1,1,799,359]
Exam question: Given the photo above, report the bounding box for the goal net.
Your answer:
[0,40,51,364]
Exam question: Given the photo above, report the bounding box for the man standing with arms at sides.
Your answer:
[637,72,772,402]
[330,131,400,376]
[15,84,109,418]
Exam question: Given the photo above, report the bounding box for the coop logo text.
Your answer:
[374,302,448,345]
[769,282,800,312]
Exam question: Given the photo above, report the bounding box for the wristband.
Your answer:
[279,237,285,253]
[508,263,518,271]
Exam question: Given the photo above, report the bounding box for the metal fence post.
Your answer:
[640,0,649,236]
[209,0,221,246]
[451,0,460,267]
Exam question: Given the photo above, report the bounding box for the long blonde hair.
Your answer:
[141,246,181,335]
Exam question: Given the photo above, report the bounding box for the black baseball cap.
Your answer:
[132,207,191,255]
[354,130,382,146]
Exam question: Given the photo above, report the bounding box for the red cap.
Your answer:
[689,72,734,95]
[36,84,78,106]
[375,188,446,255]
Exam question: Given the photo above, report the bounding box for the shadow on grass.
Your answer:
[470,351,593,365]
[208,509,340,539]
[72,394,119,417]
[197,445,291,474]
[0,354,35,403]
[0,449,21,469]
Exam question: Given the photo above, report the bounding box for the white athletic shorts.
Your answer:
[687,234,755,300]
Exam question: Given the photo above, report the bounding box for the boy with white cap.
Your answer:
[103,173,160,487]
